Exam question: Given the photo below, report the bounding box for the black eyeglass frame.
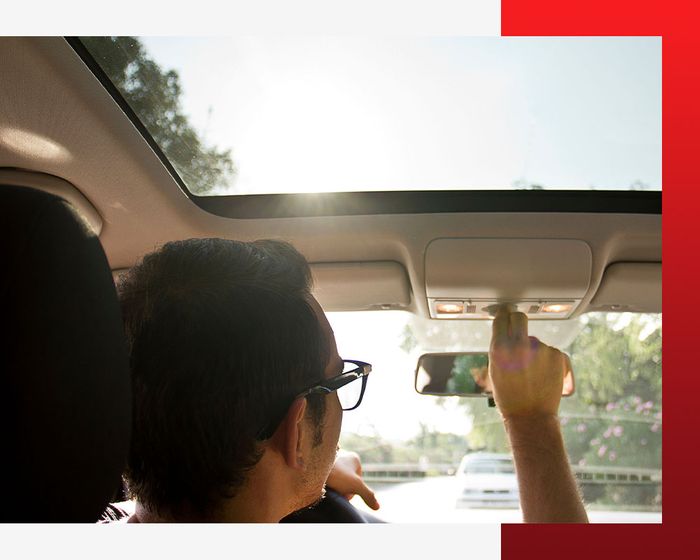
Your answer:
[256,359,371,441]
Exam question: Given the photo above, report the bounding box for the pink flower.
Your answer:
[609,451,617,461]
[650,423,660,432]
[598,445,608,458]
[612,426,624,437]
[603,427,613,439]
[590,438,601,446]
[606,403,616,412]
[576,423,588,433]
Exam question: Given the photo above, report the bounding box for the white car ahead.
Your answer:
[456,453,520,509]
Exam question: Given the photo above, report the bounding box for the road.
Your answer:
[349,476,661,523]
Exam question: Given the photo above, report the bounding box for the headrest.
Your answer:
[0,185,131,522]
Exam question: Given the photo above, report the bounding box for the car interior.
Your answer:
[0,36,661,523]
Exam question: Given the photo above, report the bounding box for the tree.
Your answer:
[81,37,236,195]
[563,314,662,481]
[340,428,471,467]
[399,323,418,353]
[448,353,489,393]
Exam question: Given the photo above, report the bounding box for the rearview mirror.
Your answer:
[415,352,575,397]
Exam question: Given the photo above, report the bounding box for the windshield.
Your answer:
[329,311,661,523]
[80,36,661,196]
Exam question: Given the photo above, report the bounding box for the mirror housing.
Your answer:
[415,352,575,398]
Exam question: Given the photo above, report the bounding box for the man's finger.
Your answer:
[563,353,572,372]
[563,354,575,395]
[355,478,380,510]
[492,308,510,341]
[509,312,528,340]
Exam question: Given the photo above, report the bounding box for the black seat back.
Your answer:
[0,185,132,522]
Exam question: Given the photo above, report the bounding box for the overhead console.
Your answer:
[425,238,592,319]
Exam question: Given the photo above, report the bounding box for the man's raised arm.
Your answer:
[489,309,588,523]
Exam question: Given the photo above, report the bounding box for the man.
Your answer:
[118,237,586,523]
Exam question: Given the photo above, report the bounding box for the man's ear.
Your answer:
[275,397,308,471]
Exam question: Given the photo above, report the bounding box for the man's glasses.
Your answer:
[256,359,371,440]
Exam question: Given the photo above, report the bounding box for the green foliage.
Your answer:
[560,396,662,471]
[567,314,661,407]
[399,324,417,354]
[340,433,396,463]
[449,354,489,393]
[461,401,509,452]
[407,424,471,465]
[340,427,470,466]
[512,179,544,190]
[81,37,236,195]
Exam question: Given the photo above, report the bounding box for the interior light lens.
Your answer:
[436,302,464,314]
[541,303,573,313]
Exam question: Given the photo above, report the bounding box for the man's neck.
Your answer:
[131,498,281,523]
[131,458,295,523]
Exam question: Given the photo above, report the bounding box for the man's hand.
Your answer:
[326,450,380,510]
[470,365,493,392]
[489,308,571,418]
[488,308,588,523]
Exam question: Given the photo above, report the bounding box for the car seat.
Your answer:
[0,185,132,522]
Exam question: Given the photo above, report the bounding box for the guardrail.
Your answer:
[361,463,661,485]
[361,463,451,482]
[572,465,661,485]
[362,464,427,482]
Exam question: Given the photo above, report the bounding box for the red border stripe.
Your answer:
[502,0,699,558]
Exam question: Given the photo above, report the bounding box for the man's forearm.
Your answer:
[505,415,589,523]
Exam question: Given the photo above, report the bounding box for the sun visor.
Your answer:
[111,262,412,311]
[425,238,592,319]
[311,261,411,311]
[590,262,661,313]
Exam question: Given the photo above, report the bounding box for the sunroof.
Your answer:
[79,36,661,197]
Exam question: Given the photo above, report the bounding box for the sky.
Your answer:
[139,36,661,195]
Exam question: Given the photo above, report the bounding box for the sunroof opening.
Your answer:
[79,36,661,197]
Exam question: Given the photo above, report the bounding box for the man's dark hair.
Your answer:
[119,238,329,517]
